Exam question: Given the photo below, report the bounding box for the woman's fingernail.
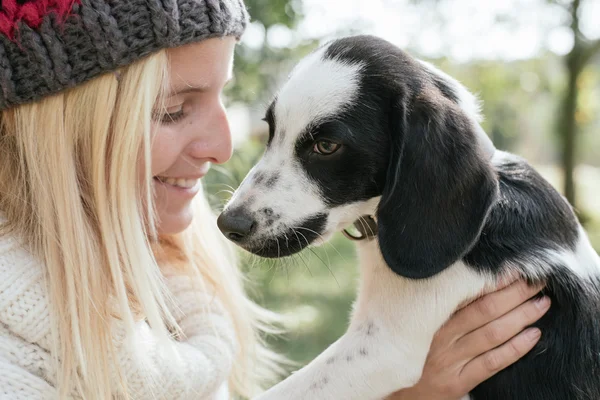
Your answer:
[535,296,551,310]
[525,328,542,341]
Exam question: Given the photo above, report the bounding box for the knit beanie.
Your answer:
[0,0,249,111]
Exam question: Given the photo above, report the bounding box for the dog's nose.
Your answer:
[217,208,256,242]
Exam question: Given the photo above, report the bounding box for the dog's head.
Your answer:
[218,35,499,279]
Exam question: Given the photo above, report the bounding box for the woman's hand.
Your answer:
[389,279,550,400]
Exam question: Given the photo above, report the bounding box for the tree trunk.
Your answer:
[560,51,579,206]
[559,0,583,208]
[558,0,600,211]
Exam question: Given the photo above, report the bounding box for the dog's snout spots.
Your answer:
[253,172,265,185]
[261,208,282,228]
[326,356,336,364]
[265,173,280,187]
[346,355,353,362]
[254,172,280,188]
[309,376,329,391]
[359,347,368,357]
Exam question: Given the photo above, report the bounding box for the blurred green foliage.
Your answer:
[207,0,600,380]
[226,0,318,105]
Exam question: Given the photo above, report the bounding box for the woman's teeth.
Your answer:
[155,176,199,189]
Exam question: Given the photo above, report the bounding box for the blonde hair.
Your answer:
[0,49,284,399]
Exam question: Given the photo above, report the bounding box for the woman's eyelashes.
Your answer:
[154,104,186,125]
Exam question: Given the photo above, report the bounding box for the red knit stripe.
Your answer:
[0,0,80,39]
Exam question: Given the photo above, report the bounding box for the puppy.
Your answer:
[217,35,600,400]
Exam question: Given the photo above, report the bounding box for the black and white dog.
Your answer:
[217,35,600,400]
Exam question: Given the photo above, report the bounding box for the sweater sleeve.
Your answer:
[0,233,236,400]
[0,310,234,400]
[163,272,237,349]
[109,273,237,400]
[0,354,57,400]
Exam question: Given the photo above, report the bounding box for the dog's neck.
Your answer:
[351,237,489,324]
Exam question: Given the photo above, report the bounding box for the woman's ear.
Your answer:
[376,93,499,279]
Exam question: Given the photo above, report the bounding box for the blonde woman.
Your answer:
[0,1,548,399]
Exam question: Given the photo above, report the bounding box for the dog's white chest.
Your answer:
[256,240,490,400]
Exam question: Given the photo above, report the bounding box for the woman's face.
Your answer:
[150,37,235,235]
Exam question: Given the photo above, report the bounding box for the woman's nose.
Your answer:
[187,105,233,164]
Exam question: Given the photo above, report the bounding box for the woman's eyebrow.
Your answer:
[166,84,209,97]
[167,76,233,97]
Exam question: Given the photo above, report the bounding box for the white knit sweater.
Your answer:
[0,226,237,399]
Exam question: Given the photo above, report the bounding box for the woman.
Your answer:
[0,1,548,399]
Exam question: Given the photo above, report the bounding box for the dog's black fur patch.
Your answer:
[264,102,277,147]
[471,271,600,400]
[465,154,579,271]
[294,118,388,207]
[462,155,599,400]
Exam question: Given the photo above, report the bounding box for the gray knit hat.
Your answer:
[0,0,249,111]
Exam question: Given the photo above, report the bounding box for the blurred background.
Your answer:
[204,0,600,378]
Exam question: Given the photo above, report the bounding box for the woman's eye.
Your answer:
[313,140,341,155]
[155,106,185,124]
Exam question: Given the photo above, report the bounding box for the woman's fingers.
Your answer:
[387,279,550,400]
[455,295,551,360]
[458,327,542,393]
[444,280,545,339]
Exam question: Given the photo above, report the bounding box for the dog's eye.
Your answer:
[313,140,341,155]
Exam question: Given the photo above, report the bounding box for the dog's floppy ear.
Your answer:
[377,90,498,279]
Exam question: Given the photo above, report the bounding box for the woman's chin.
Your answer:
[156,207,194,235]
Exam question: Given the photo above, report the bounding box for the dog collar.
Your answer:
[342,215,378,241]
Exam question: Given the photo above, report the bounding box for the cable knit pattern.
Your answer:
[0,0,249,111]
[0,229,237,399]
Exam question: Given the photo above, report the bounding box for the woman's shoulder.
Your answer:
[0,223,46,283]
[0,225,52,350]
[0,229,57,395]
